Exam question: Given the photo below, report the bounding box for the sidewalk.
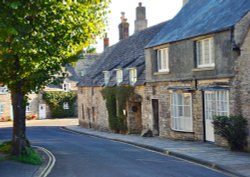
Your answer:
[64,125,250,177]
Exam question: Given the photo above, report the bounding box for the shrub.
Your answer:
[213,115,248,151]
[101,86,134,133]
[43,91,77,118]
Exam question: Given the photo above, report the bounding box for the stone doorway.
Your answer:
[152,99,159,136]
[127,94,142,134]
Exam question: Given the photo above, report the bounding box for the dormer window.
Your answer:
[116,69,123,85]
[0,86,8,94]
[62,81,71,92]
[157,48,169,72]
[129,68,137,85]
[80,70,85,77]
[103,71,110,86]
[196,37,214,68]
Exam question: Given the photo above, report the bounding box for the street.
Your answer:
[0,119,228,177]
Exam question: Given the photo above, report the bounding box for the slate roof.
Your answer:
[78,21,167,87]
[147,0,250,48]
[47,64,79,89]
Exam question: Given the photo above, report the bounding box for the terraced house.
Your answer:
[77,3,166,133]
[144,0,250,148]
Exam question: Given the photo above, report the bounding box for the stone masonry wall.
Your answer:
[231,28,250,150]
[143,81,204,141]
[78,85,146,133]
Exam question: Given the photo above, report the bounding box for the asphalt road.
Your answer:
[0,126,229,177]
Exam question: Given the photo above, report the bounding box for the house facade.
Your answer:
[78,3,166,134]
[143,0,250,148]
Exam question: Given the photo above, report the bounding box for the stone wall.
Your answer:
[143,81,204,141]
[231,28,250,149]
[78,85,146,134]
[0,93,12,120]
[78,86,109,131]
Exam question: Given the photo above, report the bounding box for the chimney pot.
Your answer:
[134,2,147,33]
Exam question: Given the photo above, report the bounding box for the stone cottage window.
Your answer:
[62,81,71,92]
[26,102,31,113]
[116,69,123,85]
[196,37,214,68]
[0,86,8,94]
[129,68,137,85]
[157,48,169,72]
[63,102,69,110]
[0,103,4,116]
[204,90,229,119]
[80,70,85,77]
[171,92,193,132]
[103,71,110,86]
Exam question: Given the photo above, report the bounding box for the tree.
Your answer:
[0,0,110,156]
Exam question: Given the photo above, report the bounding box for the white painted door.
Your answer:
[204,92,215,142]
[39,104,46,119]
[204,91,229,142]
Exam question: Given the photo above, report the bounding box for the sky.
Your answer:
[95,0,183,53]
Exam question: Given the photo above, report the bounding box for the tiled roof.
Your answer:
[78,21,167,87]
[147,0,250,48]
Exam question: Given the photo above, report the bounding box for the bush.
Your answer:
[213,115,248,151]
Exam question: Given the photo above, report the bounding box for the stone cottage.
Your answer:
[144,0,250,148]
[77,3,167,133]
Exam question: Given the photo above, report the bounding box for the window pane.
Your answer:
[171,93,192,132]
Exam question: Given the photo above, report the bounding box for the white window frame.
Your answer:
[204,90,229,120]
[129,68,137,85]
[26,102,31,113]
[62,82,71,92]
[157,48,169,72]
[103,71,110,86]
[0,103,4,116]
[80,70,85,77]
[196,37,215,68]
[116,69,123,85]
[171,92,193,132]
[0,86,8,94]
[63,102,69,110]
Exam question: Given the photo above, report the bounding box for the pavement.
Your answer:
[64,125,250,177]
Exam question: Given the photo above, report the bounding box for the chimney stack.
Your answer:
[134,2,147,33]
[103,33,109,50]
[183,0,189,7]
[118,12,129,40]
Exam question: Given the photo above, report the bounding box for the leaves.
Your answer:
[0,0,110,94]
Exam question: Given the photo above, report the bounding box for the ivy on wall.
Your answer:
[43,91,77,118]
[102,86,134,133]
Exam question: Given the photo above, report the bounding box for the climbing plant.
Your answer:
[102,86,134,133]
[43,91,77,118]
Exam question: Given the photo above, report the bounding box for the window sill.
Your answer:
[192,67,215,72]
[171,128,194,133]
[154,71,170,75]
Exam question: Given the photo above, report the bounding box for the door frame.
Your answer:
[152,99,159,136]
[39,104,46,119]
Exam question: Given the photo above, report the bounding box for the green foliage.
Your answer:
[43,91,77,118]
[0,141,42,165]
[0,141,12,154]
[10,147,42,165]
[0,0,110,94]
[102,86,134,133]
[213,115,248,151]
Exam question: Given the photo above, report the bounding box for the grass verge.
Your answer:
[0,141,43,165]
